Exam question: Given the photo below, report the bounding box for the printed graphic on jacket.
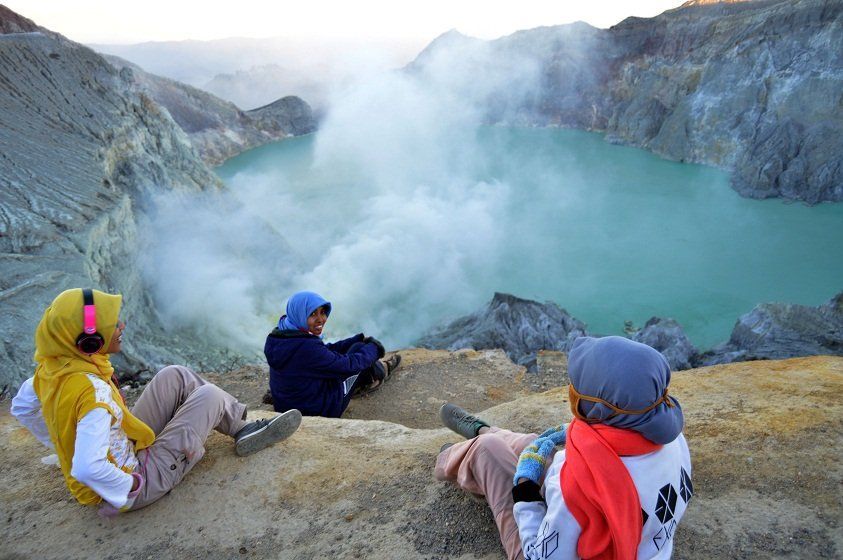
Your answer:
[527,522,559,559]
[523,464,693,560]
[649,467,693,551]
[86,374,139,471]
[342,374,360,396]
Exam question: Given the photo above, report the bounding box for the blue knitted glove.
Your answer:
[513,437,556,486]
[538,424,567,445]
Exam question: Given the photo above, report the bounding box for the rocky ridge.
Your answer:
[1,353,840,559]
[104,55,315,165]
[412,0,843,204]
[417,292,587,372]
[0,7,298,392]
[418,291,843,371]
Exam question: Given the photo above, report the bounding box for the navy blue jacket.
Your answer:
[265,328,380,417]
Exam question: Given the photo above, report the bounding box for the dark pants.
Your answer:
[338,342,386,413]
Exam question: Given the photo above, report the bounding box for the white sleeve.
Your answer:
[10,377,54,450]
[70,408,134,508]
[514,500,550,560]
[513,453,580,560]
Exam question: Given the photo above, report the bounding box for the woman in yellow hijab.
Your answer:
[11,288,302,513]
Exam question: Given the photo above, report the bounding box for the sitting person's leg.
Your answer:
[130,365,300,510]
[132,365,245,435]
[346,342,401,399]
[435,429,536,560]
[436,403,538,560]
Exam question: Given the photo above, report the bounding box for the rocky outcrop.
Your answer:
[2,354,841,558]
[247,95,316,137]
[412,0,843,204]
[0,5,40,33]
[631,317,700,371]
[0,8,275,392]
[419,291,843,372]
[417,292,587,371]
[701,291,843,365]
[104,56,315,165]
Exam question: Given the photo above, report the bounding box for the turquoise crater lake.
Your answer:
[216,127,843,350]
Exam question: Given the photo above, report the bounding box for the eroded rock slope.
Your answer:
[0,7,294,392]
[104,55,315,165]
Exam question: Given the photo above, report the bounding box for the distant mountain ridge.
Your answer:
[411,0,842,204]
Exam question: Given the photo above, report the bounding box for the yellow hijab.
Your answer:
[32,288,155,505]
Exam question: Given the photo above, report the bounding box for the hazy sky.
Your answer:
[10,0,683,44]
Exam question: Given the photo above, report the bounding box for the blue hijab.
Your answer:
[568,336,684,444]
[278,291,332,335]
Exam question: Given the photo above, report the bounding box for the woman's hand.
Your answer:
[513,425,566,487]
[364,336,386,359]
[538,424,567,445]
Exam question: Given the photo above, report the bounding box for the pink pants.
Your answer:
[129,365,248,509]
[434,428,540,560]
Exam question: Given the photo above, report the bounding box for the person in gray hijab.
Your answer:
[434,336,692,560]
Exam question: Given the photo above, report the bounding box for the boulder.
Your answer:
[632,317,700,371]
[416,293,587,372]
[701,291,843,365]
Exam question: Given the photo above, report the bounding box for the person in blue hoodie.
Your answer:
[265,291,402,418]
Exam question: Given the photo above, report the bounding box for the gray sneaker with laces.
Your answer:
[439,402,490,439]
[234,409,302,457]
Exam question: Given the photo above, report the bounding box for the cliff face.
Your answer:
[104,56,316,166]
[602,0,842,203]
[0,12,260,391]
[414,0,843,204]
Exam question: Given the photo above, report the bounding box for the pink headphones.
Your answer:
[75,289,105,355]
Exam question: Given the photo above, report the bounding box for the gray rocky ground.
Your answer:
[413,0,843,204]
[1,351,840,559]
[0,9,220,392]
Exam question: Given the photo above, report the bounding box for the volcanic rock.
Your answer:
[701,291,843,365]
[417,292,588,371]
[632,317,700,370]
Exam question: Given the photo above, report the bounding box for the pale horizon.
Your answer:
[7,0,684,45]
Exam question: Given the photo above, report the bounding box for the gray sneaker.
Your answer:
[439,403,490,439]
[234,409,302,457]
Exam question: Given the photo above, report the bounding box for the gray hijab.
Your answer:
[567,336,684,444]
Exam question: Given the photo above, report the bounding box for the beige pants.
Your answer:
[434,428,543,560]
[129,365,248,510]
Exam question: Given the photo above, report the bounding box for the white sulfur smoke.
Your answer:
[141,36,544,352]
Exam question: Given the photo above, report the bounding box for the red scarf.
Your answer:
[560,419,662,560]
